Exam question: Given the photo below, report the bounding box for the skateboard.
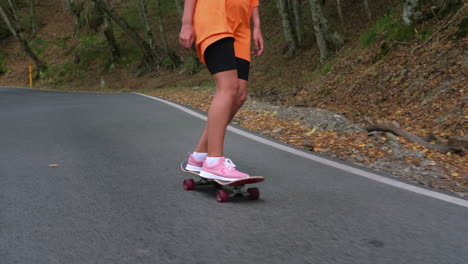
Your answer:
[181,161,265,203]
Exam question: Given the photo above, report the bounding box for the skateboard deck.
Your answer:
[180,161,265,202]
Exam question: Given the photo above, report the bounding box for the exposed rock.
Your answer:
[243,101,363,133]
[272,128,284,134]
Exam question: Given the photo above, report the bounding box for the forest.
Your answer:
[1,0,463,77]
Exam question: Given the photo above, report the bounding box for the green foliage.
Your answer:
[55,36,71,48]
[38,67,55,80]
[319,87,332,97]
[159,0,176,13]
[360,13,415,47]
[322,63,333,74]
[360,30,378,47]
[420,27,434,41]
[374,15,393,30]
[120,5,140,28]
[304,59,336,88]
[182,53,203,75]
[453,17,468,40]
[0,23,10,40]
[38,61,75,86]
[118,40,141,66]
[58,60,73,78]
[162,57,173,67]
[30,37,49,57]
[384,19,414,43]
[76,33,107,67]
[0,54,7,74]
[374,42,391,62]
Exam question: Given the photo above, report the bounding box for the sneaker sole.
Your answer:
[185,164,202,172]
[199,170,248,182]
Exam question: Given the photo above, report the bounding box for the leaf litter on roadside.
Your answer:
[149,87,467,194]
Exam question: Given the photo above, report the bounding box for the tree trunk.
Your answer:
[30,0,38,37]
[103,15,120,70]
[276,0,297,56]
[336,0,344,28]
[291,0,304,45]
[93,0,162,72]
[155,0,181,68]
[363,0,372,21]
[173,0,200,71]
[403,0,422,25]
[68,0,85,36]
[98,0,120,69]
[0,6,47,75]
[7,0,19,20]
[136,0,155,50]
[63,0,71,12]
[174,0,183,18]
[366,123,453,154]
[308,0,344,61]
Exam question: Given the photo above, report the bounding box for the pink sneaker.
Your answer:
[185,153,205,172]
[200,157,250,181]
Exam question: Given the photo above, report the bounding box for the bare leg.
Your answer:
[194,78,248,154]
[202,70,239,157]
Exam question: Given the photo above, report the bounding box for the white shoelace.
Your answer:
[223,158,236,169]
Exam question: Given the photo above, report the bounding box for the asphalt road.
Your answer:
[1,87,467,264]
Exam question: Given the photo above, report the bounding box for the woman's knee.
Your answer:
[237,90,247,105]
[218,80,240,98]
[214,71,239,96]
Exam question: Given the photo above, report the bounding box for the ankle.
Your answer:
[192,152,207,160]
[205,156,222,165]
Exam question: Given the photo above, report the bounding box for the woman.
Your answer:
[179,0,264,181]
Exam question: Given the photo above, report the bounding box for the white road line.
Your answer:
[137,93,468,208]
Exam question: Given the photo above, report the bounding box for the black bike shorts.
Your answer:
[203,37,250,81]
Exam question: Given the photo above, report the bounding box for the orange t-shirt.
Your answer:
[193,0,259,64]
